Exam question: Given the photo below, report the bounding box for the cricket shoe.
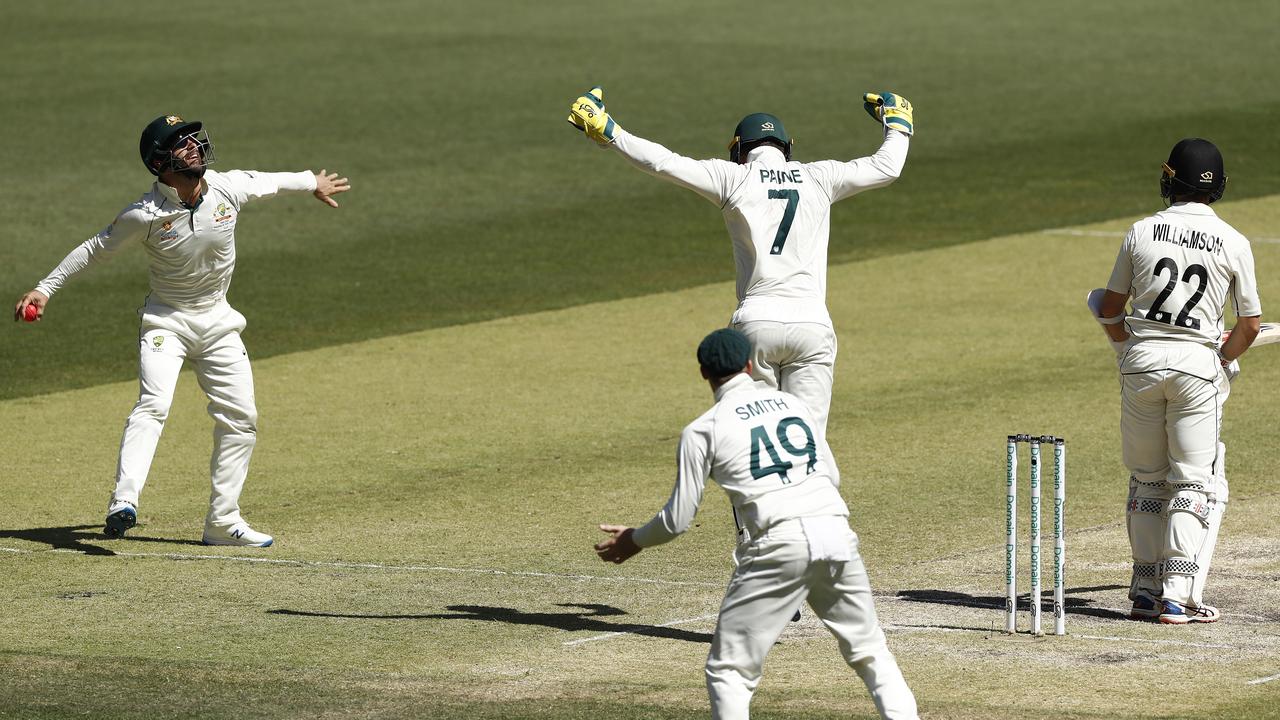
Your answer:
[1158,599,1220,625]
[104,500,137,538]
[1129,591,1162,620]
[202,522,273,547]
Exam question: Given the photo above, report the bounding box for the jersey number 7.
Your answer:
[767,189,799,255]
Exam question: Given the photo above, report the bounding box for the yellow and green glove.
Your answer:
[863,92,914,136]
[567,86,619,146]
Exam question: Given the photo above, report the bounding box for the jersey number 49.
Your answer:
[750,416,817,483]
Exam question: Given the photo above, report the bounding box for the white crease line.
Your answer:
[1248,672,1280,686]
[882,623,1232,649]
[563,613,720,646]
[1041,228,1280,243]
[0,544,722,588]
[1071,633,1232,649]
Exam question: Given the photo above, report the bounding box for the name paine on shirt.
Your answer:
[759,169,804,184]
[735,396,791,420]
[1151,223,1223,255]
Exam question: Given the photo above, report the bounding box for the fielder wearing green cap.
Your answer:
[697,327,753,379]
[14,115,352,548]
[594,328,919,719]
[568,87,912,436]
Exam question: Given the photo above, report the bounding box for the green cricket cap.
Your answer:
[697,328,752,377]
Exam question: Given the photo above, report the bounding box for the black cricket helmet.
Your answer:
[139,115,215,177]
[1160,138,1226,204]
[728,112,792,163]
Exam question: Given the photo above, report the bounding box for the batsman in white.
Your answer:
[567,86,911,435]
[13,115,350,547]
[594,328,918,720]
[1092,138,1261,624]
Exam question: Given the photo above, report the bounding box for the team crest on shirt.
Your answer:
[150,336,166,352]
[157,220,179,243]
[214,202,234,223]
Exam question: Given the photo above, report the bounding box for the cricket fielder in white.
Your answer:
[13,114,350,547]
[568,87,911,434]
[1094,138,1260,623]
[594,329,918,720]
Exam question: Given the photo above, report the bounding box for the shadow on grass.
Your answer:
[0,524,203,555]
[268,603,714,644]
[895,585,1130,622]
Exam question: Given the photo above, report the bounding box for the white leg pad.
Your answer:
[1126,480,1169,599]
[1164,489,1220,605]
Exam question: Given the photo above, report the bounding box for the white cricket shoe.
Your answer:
[1158,599,1220,624]
[202,522,274,547]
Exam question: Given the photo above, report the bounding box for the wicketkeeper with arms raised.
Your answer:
[1091,138,1260,624]
[568,86,911,435]
[13,115,350,547]
[594,328,919,720]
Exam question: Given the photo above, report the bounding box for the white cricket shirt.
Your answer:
[632,373,847,548]
[1107,202,1262,345]
[36,169,317,311]
[612,128,909,327]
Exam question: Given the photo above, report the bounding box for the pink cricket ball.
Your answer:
[23,304,38,322]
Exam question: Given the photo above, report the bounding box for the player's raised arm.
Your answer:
[567,86,731,205]
[811,91,912,203]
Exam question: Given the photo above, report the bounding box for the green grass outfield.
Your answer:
[4,2,1280,718]
[3,196,1279,719]
[3,0,1280,398]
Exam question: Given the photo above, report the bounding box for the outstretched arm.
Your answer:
[611,130,731,205]
[222,170,350,207]
[16,211,145,320]
[568,86,732,205]
[813,91,913,203]
[594,422,712,564]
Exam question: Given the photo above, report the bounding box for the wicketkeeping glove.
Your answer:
[863,92,914,136]
[567,86,619,146]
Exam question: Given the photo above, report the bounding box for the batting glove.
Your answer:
[568,86,619,146]
[863,92,914,136]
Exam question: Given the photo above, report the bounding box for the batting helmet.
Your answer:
[728,113,792,164]
[139,115,215,177]
[1160,138,1226,204]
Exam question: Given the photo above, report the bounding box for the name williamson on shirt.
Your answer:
[1152,223,1223,255]
[735,396,791,420]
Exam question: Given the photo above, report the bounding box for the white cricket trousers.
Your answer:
[733,321,837,434]
[706,519,918,720]
[1120,340,1228,606]
[113,299,259,530]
